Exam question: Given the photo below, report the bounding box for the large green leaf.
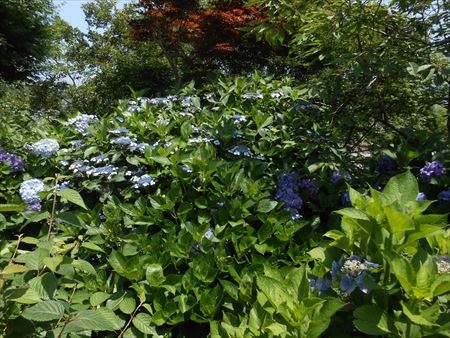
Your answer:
[132,313,157,334]
[21,300,65,322]
[64,308,125,332]
[353,305,391,335]
[58,188,88,210]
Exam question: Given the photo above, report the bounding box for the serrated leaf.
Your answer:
[72,259,97,275]
[353,305,391,335]
[64,308,125,332]
[120,296,137,314]
[7,287,41,304]
[58,188,87,210]
[132,313,156,334]
[90,292,110,307]
[21,300,65,321]
[150,156,172,165]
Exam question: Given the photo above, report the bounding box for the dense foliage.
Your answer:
[0,0,449,337]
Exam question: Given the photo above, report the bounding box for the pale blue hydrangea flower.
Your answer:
[213,140,221,145]
[331,256,380,294]
[90,154,109,164]
[67,114,98,135]
[232,115,246,124]
[111,136,134,146]
[109,128,129,134]
[181,165,193,173]
[188,136,213,144]
[26,139,59,157]
[19,179,46,204]
[228,146,253,157]
[87,165,118,179]
[56,181,71,191]
[242,93,263,99]
[69,160,92,174]
[416,192,427,201]
[129,142,148,154]
[131,174,157,188]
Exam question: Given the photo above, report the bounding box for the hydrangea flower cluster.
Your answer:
[434,255,450,274]
[0,147,24,172]
[231,115,246,124]
[110,137,148,154]
[331,256,380,294]
[420,160,445,182]
[228,146,253,157]
[191,226,216,254]
[416,192,427,201]
[131,174,157,189]
[25,139,59,158]
[242,93,264,99]
[275,172,302,220]
[437,188,450,202]
[67,114,98,135]
[330,171,351,185]
[299,178,318,198]
[377,154,396,173]
[19,179,46,204]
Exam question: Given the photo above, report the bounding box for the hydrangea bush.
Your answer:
[0,75,449,337]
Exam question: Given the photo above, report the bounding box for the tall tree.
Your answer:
[0,0,55,81]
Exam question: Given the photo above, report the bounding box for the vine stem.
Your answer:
[117,300,144,338]
[47,175,60,241]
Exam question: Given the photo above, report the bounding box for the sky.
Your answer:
[55,0,135,32]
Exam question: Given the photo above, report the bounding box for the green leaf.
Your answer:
[150,156,172,165]
[1,264,29,275]
[42,255,64,272]
[119,295,137,314]
[58,188,88,210]
[0,204,26,212]
[64,308,125,332]
[353,305,391,335]
[72,259,97,275]
[108,250,128,276]
[21,300,65,322]
[81,241,105,253]
[257,199,277,213]
[90,292,110,307]
[132,313,157,334]
[382,171,418,205]
[401,301,438,327]
[146,264,165,286]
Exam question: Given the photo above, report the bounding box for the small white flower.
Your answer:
[242,93,263,99]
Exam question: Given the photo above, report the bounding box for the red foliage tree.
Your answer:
[129,0,279,85]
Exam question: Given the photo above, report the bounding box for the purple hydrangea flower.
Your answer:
[437,188,450,202]
[377,154,396,173]
[420,161,445,182]
[416,192,427,201]
[299,178,318,198]
[26,201,42,211]
[309,278,331,295]
[0,148,24,172]
[341,190,351,207]
[276,172,303,219]
[330,171,343,184]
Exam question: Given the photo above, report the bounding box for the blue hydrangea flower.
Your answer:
[67,114,98,135]
[420,161,445,182]
[231,115,246,124]
[90,154,109,164]
[228,146,253,157]
[56,181,71,191]
[330,171,343,184]
[26,201,42,211]
[26,139,59,157]
[191,227,216,254]
[111,136,134,146]
[437,188,450,202]
[109,128,129,134]
[309,278,331,295]
[331,256,380,294]
[0,148,24,172]
[276,173,303,219]
[87,165,118,179]
[377,154,396,172]
[416,192,427,201]
[19,179,46,204]
[270,91,283,99]
[181,165,193,173]
[131,174,157,188]
[299,178,318,198]
[341,190,351,207]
